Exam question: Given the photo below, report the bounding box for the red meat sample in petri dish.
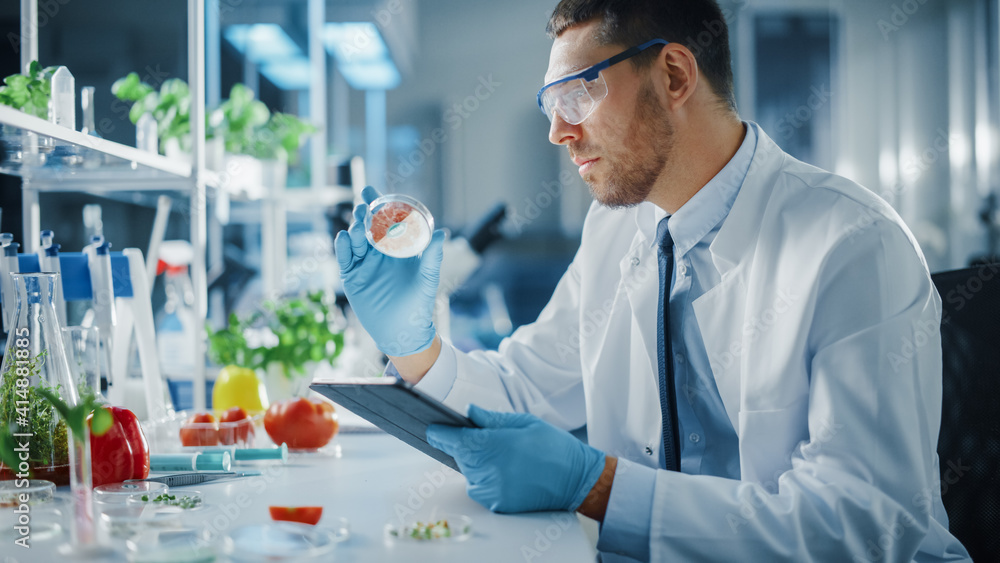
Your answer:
[364,195,434,258]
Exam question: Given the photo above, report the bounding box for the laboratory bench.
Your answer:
[10,432,598,562]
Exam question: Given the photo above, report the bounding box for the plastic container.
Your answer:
[179,415,258,449]
[142,410,260,452]
[364,194,434,258]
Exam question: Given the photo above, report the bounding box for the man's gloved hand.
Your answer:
[426,405,606,513]
[335,186,446,357]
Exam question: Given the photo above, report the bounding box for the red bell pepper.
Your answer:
[88,406,150,487]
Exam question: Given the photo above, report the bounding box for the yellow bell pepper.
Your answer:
[212,365,269,415]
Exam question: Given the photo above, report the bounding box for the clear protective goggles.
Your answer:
[537,39,669,125]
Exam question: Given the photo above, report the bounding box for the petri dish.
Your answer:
[94,481,169,505]
[0,479,56,505]
[126,489,207,512]
[384,513,472,543]
[225,521,345,561]
[99,504,184,539]
[126,528,218,563]
[364,194,435,258]
[0,480,66,541]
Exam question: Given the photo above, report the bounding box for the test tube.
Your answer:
[81,86,100,138]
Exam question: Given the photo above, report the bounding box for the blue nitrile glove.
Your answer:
[335,186,446,357]
[426,404,606,513]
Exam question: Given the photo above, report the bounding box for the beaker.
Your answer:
[62,325,105,402]
[0,273,77,486]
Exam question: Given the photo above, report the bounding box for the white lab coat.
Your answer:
[425,126,969,561]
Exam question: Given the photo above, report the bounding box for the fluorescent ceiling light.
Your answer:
[338,60,401,91]
[225,24,303,64]
[324,22,400,90]
[259,56,312,91]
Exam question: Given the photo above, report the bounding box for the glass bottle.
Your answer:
[0,273,77,486]
[80,86,100,138]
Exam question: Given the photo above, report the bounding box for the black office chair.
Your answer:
[931,265,1000,561]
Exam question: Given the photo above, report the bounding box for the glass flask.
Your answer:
[0,273,78,486]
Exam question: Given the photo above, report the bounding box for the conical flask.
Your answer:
[0,273,77,485]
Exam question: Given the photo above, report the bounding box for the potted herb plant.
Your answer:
[216,83,316,197]
[206,313,270,415]
[111,72,203,161]
[207,292,344,402]
[0,61,56,119]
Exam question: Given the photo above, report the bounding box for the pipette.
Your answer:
[90,241,119,404]
[37,231,67,327]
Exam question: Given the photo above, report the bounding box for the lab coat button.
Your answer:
[630,257,640,267]
[677,262,687,276]
[676,354,686,364]
[689,433,701,443]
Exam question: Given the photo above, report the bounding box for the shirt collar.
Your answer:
[634,122,758,258]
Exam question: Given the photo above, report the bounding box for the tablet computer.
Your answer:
[309,378,476,472]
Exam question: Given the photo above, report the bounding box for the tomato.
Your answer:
[263,398,338,450]
[88,406,150,487]
[269,506,324,526]
[219,406,254,446]
[179,412,218,447]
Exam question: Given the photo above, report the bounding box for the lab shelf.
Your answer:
[0,105,190,183]
[0,105,239,197]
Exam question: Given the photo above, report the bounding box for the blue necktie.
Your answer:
[656,218,681,471]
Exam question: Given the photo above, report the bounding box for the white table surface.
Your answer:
[6,432,598,562]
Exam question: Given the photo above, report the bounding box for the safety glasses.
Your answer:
[537,39,669,125]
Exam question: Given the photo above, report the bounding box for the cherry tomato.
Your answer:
[263,398,338,450]
[179,412,218,447]
[219,406,255,446]
[269,506,324,526]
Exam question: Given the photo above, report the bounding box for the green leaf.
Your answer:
[27,60,41,79]
[35,387,74,432]
[0,423,21,473]
[4,74,28,90]
[111,72,154,102]
[90,406,113,436]
[35,387,104,445]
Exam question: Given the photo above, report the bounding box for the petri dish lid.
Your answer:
[225,522,342,561]
[95,481,169,503]
[0,479,56,506]
[364,194,435,258]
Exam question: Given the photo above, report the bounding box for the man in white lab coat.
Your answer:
[336,0,971,561]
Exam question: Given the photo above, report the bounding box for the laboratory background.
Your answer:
[0,0,997,560]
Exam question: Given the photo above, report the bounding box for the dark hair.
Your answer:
[547,0,737,112]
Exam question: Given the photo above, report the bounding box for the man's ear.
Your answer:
[658,43,699,111]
